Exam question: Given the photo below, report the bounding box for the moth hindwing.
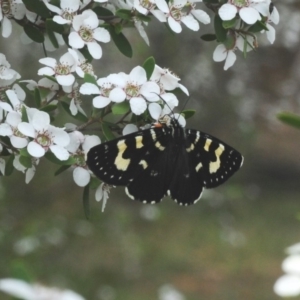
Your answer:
[87,116,243,206]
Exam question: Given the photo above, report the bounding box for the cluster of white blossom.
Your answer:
[274,242,300,298]
[0,0,280,70]
[213,0,280,70]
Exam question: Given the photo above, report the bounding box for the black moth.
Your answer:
[87,115,243,206]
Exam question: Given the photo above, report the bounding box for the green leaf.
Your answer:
[84,73,97,85]
[200,34,217,42]
[22,0,51,18]
[112,101,130,115]
[83,185,90,219]
[222,19,237,29]
[5,154,14,176]
[214,15,227,43]
[19,148,31,157]
[90,176,100,189]
[143,57,155,80]
[44,152,77,165]
[40,104,58,112]
[277,112,300,129]
[136,13,151,22]
[102,123,116,141]
[46,28,59,49]
[109,26,133,58]
[181,109,196,119]
[248,20,268,33]
[34,88,42,108]
[54,165,71,176]
[45,19,64,34]
[19,156,32,169]
[21,106,29,123]
[60,101,89,122]
[24,24,45,43]
[115,9,132,20]
[93,6,114,17]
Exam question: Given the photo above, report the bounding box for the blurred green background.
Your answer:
[1,2,300,299]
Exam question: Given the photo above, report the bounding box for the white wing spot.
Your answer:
[204,139,212,151]
[155,141,165,151]
[139,160,148,169]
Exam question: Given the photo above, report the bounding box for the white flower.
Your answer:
[108,66,160,115]
[95,182,112,212]
[43,0,80,24]
[80,76,125,109]
[0,1,25,37]
[149,103,186,127]
[150,65,189,95]
[0,111,28,148]
[122,124,138,135]
[38,52,76,87]
[67,82,86,116]
[68,48,95,78]
[274,255,300,297]
[0,157,5,175]
[0,278,85,300]
[213,34,254,70]
[263,3,280,44]
[22,78,59,103]
[18,110,70,160]
[133,0,168,16]
[66,131,101,187]
[13,155,38,184]
[151,0,209,33]
[219,0,270,25]
[0,53,20,83]
[133,18,149,46]
[69,9,110,59]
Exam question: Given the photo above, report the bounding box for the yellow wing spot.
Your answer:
[155,141,165,151]
[204,138,212,151]
[135,136,144,149]
[209,144,225,173]
[150,129,156,141]
[139,160,148,169]
[195,162,203,172]
[186,143,195,152]
[114,140,130,171]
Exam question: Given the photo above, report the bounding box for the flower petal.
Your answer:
[50,145,70,160]
[73,167,90,187]
[87,42,102,59]
[93,96,111,108]
[274,274,300,297]
[93,27,110,43]
[239,7,261,25]
[28,141,46,158]
[130,97,147,115]
[168,17,182,33]
[219,4,237,21]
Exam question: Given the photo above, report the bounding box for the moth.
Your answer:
[87,115,243,206]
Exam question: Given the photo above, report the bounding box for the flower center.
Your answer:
[13,128,26,138]
[170,6,183,22]
[61,9,76,21]
[1,0,12,17]
[80,61,94,75]
[73,151,86,166]
[140,0,156,11]
[79,26,94,42]
[36,131,52,148]
[55,63,71,75]
[125,82,140,98]
[230,0,248,8]
[100,82,114,97]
